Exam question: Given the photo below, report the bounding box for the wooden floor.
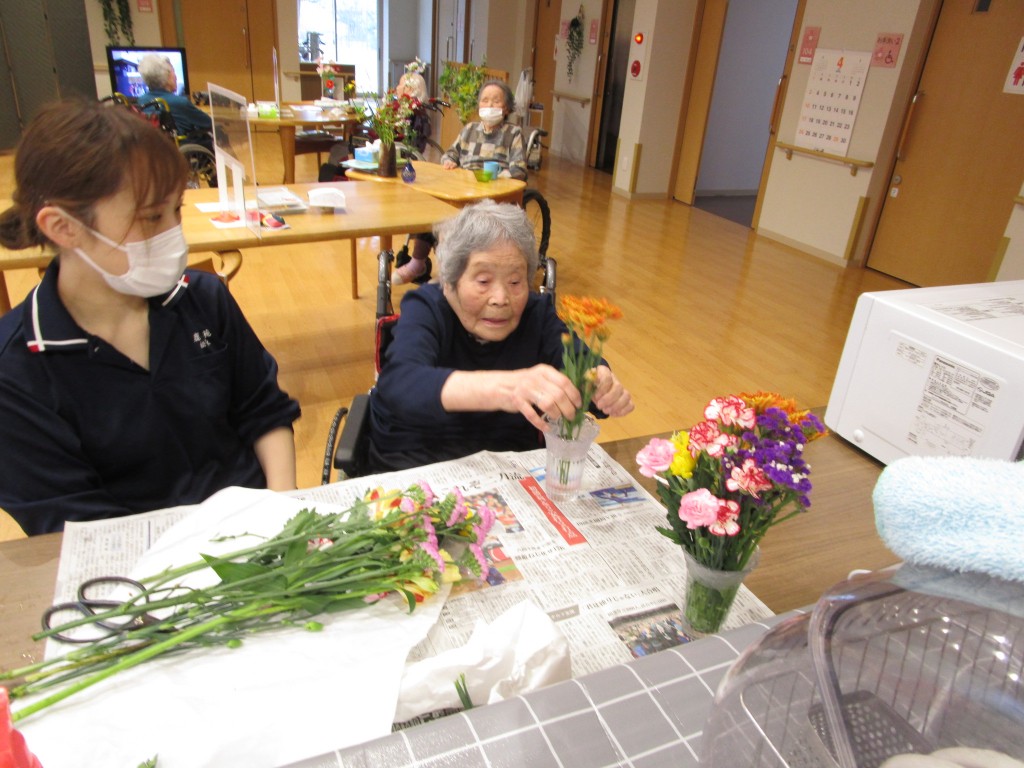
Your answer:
[0,139,909,545]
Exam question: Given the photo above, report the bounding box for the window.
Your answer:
[298,0,381,93]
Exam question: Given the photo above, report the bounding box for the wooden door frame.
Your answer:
[750,0,804,229]
[671,0,726,205]
[586,0,615,167]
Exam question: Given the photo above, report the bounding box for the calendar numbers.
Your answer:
[796,50,870,156]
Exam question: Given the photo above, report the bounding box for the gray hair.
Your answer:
[478,80,515,114]
[138,54,175,92]
[436,200,538,286]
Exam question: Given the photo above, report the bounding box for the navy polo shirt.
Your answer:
[369,283,606,471]
[0,262,300,535]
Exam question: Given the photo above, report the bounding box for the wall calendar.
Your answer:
[795,49,871,156]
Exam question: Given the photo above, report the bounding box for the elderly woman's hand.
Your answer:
[441,158,458,170]
[591,365,634,418]
[509,364,582,431]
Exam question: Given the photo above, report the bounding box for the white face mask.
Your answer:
[478,107,504,125]
[70,217,188,298]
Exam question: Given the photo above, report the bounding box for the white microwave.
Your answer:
[825,281,1024,465]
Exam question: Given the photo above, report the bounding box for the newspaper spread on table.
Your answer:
[55,444,771,679]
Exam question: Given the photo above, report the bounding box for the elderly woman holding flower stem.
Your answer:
[369,200,634,471]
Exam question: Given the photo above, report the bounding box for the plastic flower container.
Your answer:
[701,565,1024,767]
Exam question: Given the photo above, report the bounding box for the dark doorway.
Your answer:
[692,0,797,227]
[594,0,634,173]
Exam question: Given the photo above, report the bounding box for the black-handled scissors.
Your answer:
[41,576,160,643]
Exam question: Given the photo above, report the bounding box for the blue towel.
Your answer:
[873,455,1024,584]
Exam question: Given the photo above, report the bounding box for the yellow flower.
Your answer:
[439,549,462,583]
[365,487,402,520]
[669,431,696,477]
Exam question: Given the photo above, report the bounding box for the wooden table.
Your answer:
[346,160,526,207]
[0,430,892,678]
[1,182,457,305]
[249,107,359,184]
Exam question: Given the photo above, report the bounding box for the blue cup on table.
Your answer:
[483,161,500,179]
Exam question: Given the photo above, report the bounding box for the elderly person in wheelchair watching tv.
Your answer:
[137,53,214,151]
[368,199,633,472]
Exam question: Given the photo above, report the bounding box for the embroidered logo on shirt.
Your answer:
[192,329,213,349]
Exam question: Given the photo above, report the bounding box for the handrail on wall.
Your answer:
[552,90,590,107]
[775,141,874,177]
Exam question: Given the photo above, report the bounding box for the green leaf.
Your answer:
[200,555,272,585]
[454,672,474,710]
[136,757,158,768]
[283,539,308,567]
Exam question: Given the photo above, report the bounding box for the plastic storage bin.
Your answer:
[701,565,1024,767]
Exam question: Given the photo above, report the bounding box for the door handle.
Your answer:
[896,91,923,161]
[768,75,786,135]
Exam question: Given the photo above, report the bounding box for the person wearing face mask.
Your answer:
[393,80,528,286]
[0,98,301,535]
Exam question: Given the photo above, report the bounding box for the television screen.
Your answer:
[106,46,190,100]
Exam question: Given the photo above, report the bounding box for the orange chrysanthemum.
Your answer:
[741,391,826,442]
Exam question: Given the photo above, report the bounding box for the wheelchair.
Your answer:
[132,96,218,188]
[321,248,557,484]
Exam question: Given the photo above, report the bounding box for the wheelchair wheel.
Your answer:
[419,138,446,164]
[522,188,551,261]
[180,143,216,188]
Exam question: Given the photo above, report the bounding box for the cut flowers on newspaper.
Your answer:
[554,295,623,440]
[3,483,493,723]
[636,392,826,572]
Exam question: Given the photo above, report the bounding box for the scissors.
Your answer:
[41,576,160,643]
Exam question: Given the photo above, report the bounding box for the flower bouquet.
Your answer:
[543,296,623,500]
[636,392,826,633]
[316,58,344,99]
[354,89,419,176]
[3,483,492,723]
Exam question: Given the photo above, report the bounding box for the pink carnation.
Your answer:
[726,458,773,497]
[709,499,741,536]
[704,395,755,429]
[636,438,675,478]
[677,488,722,529]
[688,420,737,458]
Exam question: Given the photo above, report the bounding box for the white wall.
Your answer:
[613,0,699,196]
[549,0,602,165]
[757,0,929,263]
[997,182,1024,280]
[86,1,163,98]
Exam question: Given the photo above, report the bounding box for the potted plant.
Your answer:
[98,0,134,45]
[438,61,487,124]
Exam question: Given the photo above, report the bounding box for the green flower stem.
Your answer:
[4,488,488,721]
[559,334,604,439]
[12,605,276,723]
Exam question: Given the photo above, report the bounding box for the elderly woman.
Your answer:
[394,80,528,285]
[368,200,633,471]
[137,53,213,143]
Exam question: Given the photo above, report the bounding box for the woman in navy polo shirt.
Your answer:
[0,98,300,535]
